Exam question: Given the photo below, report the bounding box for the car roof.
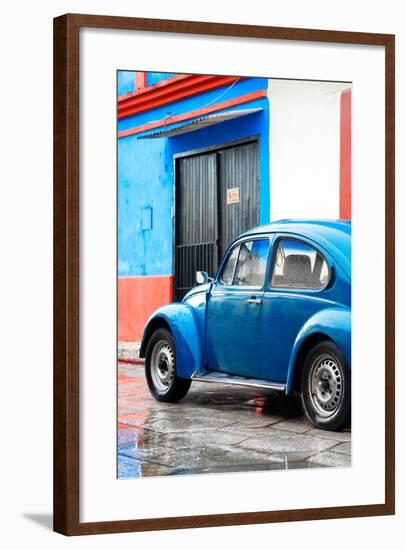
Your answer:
[240,219,351,277]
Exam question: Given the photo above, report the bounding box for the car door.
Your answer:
[206,237,270,378]
[260,236,334,383]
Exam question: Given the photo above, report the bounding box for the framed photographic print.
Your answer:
[53,14,395,535]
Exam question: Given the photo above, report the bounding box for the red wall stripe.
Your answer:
[339,89,352,220]
[118,276,174,342]
[118,89,266,139]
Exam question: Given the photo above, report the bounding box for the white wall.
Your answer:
[1,1,403,549]
[269,79,350,220]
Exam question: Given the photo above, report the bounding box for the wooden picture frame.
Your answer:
[53,13,395,535]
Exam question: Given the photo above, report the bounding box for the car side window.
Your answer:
[233,239,269,287]
[271,239,330,289]
[220,245,240,285]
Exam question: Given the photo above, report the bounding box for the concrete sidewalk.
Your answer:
[117,361,351,479]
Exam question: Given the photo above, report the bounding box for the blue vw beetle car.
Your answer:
[140,220,351,431]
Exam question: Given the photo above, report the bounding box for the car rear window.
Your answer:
[271,239,330,289]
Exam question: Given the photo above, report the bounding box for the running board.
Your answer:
[192,370,286,391]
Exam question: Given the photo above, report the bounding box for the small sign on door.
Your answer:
[226,187,240,205]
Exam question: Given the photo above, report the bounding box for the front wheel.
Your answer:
[301,341,351,431]
[145,328,191,402]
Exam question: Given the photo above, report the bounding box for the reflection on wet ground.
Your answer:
[118,362,351,478]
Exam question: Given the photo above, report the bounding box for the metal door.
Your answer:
[175,140,259,300]
[218,142,260,260]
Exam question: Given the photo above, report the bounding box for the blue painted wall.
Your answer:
[118,72,270,278]
[118,136,173,276]
[117,71,135,95]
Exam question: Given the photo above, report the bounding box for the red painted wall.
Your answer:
[118,276,174,342]
[340,89,352,220]
[134,71,147,91]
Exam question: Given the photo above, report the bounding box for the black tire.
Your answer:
[301,340,351,431]
[145,328,191,402]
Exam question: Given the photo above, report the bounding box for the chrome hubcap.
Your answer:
[150,340,175,393]
[309,355,344,417]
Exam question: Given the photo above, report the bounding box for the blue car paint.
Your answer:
[140,301,206,378]
[285,307,351,393]
[206,287,266,378]
[140,220,351,392]
[206,237,272,378]
[259,232,350,383]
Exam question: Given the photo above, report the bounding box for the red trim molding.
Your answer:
[119,74,188,101]
[118,89,266,139]
[339,89,352,220]
[118,74,244,119]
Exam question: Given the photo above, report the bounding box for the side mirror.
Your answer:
[196,271,210,285]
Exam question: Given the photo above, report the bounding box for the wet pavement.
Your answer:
[118,361,351,478]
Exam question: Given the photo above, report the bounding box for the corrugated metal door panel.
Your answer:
[175,153,217,300]
[177,153,217,245]
[219,142,259,258]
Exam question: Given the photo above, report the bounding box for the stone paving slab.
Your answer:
[308,450,352,468]
[143,415,237,433]
[305,428,352,442]
[127,428,255,451]
[117,361,352,478]
[269,417,314,433]
[237,430,337,455]
[332,442,352,455]
[219,412,286,428]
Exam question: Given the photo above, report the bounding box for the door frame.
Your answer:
[172,135,261,300]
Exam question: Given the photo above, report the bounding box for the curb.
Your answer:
[118,342,144,364]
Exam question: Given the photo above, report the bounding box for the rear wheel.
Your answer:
[145,328,191,402]
[301,341,350,431]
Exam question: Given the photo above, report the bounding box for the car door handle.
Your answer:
[247,297,262,305]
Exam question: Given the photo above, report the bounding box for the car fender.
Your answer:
[139,303,204,379]
[286,307,351,394]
